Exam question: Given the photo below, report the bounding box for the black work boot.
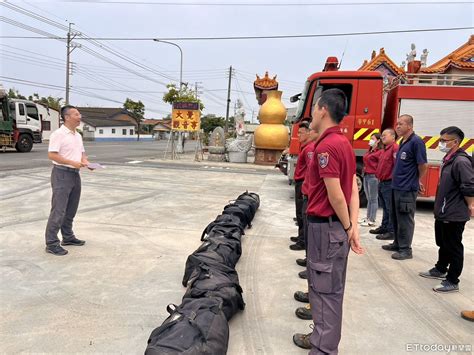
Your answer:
[290,243,305,251]
[376,232,394,240]
[370,226,387,235]
[296,258,307,267]
[294,291,309,303]
[293,332,312,349]
[298,270,307,279]
[382,243,399,251]
[295,304,312,320]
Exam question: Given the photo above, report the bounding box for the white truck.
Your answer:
[0,87,43,152]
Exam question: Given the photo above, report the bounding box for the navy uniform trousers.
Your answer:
[307,217,350,355]
[45,165,82,247]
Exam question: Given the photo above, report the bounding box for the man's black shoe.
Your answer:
[293,333,311,349]
[382,243,399,251]
[294,291,309,303]
[295,305,312,320]
[298,270,308,279]
[45,245,68,256]
[392,251,413,260]
[290,243,305,251]
[370,226,387,235]
[293,217,298,222]
[290,236,299,243]
[376,232,394,240]
[296,258,307,267]
[61,238,85,246]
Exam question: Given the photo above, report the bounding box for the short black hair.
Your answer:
[317,88,347,124]
[399,114,414,126]
[298,121,310,130]
[440,126,464,142]
[383,128,396,137]
[61,105,77,120]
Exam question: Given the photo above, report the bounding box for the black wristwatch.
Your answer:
[344,221,352,233]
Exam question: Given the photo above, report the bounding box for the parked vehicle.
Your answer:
[0,85,42,152]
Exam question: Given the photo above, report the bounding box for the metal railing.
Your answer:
[403,73,474,87]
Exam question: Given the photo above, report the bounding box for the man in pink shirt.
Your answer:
[45,105,89,256]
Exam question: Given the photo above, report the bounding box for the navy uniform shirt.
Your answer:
[392,132,427,191]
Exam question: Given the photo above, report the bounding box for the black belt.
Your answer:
[54,165,79,173]
[380,179,392,183]
[294,178,304,183]
[307,215,340,223]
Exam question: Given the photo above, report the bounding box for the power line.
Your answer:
[0,76,169,115]
[2,26,471,41]
[53,1,474,6]
[0,3,179,82]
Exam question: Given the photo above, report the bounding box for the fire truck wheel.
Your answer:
[15,134,33,153]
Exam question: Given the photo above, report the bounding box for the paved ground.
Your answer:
[0,147,473,354]
[0,140,196,171]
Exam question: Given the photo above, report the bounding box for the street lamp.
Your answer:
[153,39,183,89]
[153,39,185,157]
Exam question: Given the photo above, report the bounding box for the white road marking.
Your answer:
[127,160,143,164]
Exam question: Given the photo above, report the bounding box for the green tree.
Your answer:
[7,88,26,100]
[162,84,204,110]
[36,94,62,111]
[123,98,145,141]
[8,89,62,110]
[200,114,225,133]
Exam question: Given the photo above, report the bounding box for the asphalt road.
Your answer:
[0,140,196,171]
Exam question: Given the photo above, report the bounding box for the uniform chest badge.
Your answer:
[318,152,329,168]
[308,152,314,160]
[401,151,407,160]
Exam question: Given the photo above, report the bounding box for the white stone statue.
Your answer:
[400,60,406,69]
[420,49,429,68]
[234,99,246,136]
[226,99,252,163]
[406,43,416,63]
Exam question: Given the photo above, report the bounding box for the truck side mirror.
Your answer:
[290,93,301,103]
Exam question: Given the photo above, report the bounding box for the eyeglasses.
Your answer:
[439,138,456,143]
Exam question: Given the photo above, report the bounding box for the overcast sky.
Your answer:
[0,0,472,119]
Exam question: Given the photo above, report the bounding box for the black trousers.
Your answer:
[295,180,304,244]
[434,220,466,284]
[391,189,417,253]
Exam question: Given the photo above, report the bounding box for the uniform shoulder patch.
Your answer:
[318,152,329,168]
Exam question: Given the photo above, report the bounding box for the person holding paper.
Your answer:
[44,105,89,256]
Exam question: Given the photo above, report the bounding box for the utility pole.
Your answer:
[65,23,72,105]
[65,23,80,105]
[194,81,202,99]
[224,65,232,133]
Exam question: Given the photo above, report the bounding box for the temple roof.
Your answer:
[254,71,279,90]
[421,35,474,73]
[358,47,405,76]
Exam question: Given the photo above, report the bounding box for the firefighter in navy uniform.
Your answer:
[293,88,364,353]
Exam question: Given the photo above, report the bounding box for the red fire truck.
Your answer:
[288,58,474,204]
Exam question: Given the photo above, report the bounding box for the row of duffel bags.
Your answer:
[145,192,260,354]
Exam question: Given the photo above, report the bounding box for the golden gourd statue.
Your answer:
[253,72,289,165]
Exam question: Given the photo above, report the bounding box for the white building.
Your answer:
[37,104,60,140]
[81,117,137,141]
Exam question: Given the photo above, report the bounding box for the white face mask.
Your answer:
[438,141,451,153]
[369,139,377,147]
